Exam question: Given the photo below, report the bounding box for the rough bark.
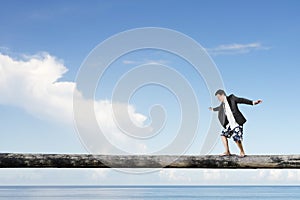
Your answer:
[0,153,300,168]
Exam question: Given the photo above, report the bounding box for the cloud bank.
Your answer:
[206,42,270,55]
[0,52,148,154]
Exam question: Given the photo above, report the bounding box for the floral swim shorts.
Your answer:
[221,125,243,142]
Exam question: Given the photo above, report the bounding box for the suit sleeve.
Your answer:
[233,95,253,105]
[213,106,220,111]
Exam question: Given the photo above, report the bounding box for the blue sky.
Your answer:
[0,0,300,185]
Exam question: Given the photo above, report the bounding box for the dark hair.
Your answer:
[215,89,226,96]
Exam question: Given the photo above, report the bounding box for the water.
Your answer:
[0,185,299,199]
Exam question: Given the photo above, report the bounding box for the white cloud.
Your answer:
[287,171,300,181]
[0,169,43,184]
[159,169,192,182]
[158,169,231,184]
[0,52,149,154]
[0,46,10,53]
[202,169,225,180]
[269,170,284,181]
[0,52,74,123]
[254,169,300,182]
[122,59,169,65]
[1,168,300,185]
[90,169,110,181]
[0,169,112,185]
[122,60,139,64]
[158,169,300,185]
[206,42,270,55]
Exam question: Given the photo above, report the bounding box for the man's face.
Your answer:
[216,94,225,102]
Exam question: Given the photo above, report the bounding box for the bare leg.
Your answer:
[235,140,246,157]
[221,136,231,156]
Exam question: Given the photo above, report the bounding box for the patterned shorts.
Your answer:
[221,125,243,142]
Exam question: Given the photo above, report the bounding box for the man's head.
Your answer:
[215,89,226,102]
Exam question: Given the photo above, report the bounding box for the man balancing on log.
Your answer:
[209,89,262,157]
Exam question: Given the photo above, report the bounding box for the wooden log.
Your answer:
[0,153,300,168]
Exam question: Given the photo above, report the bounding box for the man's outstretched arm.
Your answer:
[209,106,220,111]
[233,95,263,105]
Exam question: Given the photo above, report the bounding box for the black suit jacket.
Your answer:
[213,94,253,128]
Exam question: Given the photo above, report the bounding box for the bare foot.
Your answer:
[239,152,246,158]
[220,152,231,156]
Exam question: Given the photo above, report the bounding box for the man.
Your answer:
[209,89,262,157]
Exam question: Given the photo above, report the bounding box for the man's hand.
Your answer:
[208,107,213,111]
[253,99,263,105]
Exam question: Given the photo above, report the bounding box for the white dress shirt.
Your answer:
[223,97,239,129]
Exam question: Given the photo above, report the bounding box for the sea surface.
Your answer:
[0,185,299,199]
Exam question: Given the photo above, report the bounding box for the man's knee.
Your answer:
[221,136,228,140]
